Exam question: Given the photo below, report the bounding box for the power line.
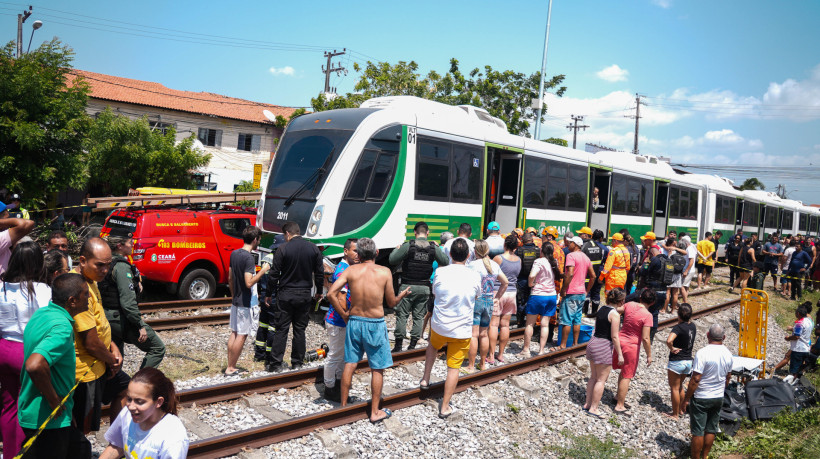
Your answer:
[565,115,589,149]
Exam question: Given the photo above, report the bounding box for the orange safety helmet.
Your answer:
[526,227,538,235]
[513,228,524,237]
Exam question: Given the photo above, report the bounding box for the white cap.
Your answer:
[570,236,584,247]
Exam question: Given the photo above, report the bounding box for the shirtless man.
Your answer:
[327,237,411,423]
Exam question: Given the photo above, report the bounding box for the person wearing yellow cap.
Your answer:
[599,233,630,295]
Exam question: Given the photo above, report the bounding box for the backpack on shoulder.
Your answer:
[661,255,677,286]
[670,252,687,274]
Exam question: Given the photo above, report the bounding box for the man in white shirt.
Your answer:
[443,223,476,263]
[680,235,698,301]
[419,238,481,419]
[683,324,734,459]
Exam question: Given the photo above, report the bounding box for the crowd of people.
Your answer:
[0,200,187,459]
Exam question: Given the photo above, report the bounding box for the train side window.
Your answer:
[669,187,679,217]
[546,162,568,208]
[689,190,699,219]
[626,179,641,214]
[568,166,587,210]
[345,150,377,200]
[765,206,778,228]
[783,210,793,230]
[451,146,482,204]
[611,175,627,214]
[416,140,450,201]
[523,157,547,208]
[799,213,808,232]
[639,180,652,216]
[367,153,397,201]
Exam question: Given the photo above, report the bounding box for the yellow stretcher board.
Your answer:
[739,288,769,378]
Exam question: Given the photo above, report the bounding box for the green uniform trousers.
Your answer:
[106,310,166,369]
[393,284,431,341]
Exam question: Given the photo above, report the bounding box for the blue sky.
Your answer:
[4,0,820,203]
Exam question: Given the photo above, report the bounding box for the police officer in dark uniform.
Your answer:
[255,234,285,362]
[514,232,540,327]
[99,235,166,369]
[638,247,667,343]
[388,221,448,351]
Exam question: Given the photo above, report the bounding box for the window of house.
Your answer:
[523,157,547,208]
[149,121,172,136]
[197,128,222,147]
[237,133,260,152]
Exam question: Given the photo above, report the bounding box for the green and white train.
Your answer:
[258,96,820,258]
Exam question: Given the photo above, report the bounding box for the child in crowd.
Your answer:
[781,303,814,377]
[748,262,766,290]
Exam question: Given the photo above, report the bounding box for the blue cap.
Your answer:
[271,234,286,249]
[487,221,500,231]
[0,201,6,214]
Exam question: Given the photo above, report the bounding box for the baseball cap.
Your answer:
[610,233,624,241]
[578,226,593,236]
[640,231,657,240]
[487,221,500,231]
[570,236,584,247]
[271,234,286,250]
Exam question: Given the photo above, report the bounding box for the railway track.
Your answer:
[139,297,230,314]
[180,292,736,458]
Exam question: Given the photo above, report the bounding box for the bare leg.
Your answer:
[664,288,671,312]
[680,285,689,303]
[497,314,511,360]
[774,350,791,373]
[667,370,683,417]
[467,325,479,371]
[440,367,460,416]
[109,390,127,424]
[589,363,612,415]
[369,369,387,421]
[488,316,500,362]
[340,362,356,407]
[478,327,489,369]
[702,433,717,458]
[584,363,598,410]
[538,316,549,353]
[614,373,631,411]
[523,314,537,355]
[422,311,432,339]
[420,343,437,385]
[572,324,580,347]
[226,332,247,373]
[559,325,571,349]
[691,435,705,459]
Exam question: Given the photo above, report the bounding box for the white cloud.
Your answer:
[596,64,629,82]
[269,66,295,76]
[651,0,672,8]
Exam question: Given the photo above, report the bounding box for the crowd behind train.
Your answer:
[4,189,820,458]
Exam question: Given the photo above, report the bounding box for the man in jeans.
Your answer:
[267,222,324,372]
[683,324,733,459]
[761,235,784,291]
[226,226,270,376]
[558,237,595,348]
[323,238,358,402]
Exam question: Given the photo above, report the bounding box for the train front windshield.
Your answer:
[266,130,353,198]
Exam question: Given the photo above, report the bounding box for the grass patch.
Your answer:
[711,404,820,458]
[763,287,819,330]
[507,403,520,414]
[550,430,635,459]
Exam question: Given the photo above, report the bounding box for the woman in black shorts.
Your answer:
[730,238,756,293]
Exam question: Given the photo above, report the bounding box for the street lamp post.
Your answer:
[27,20,42,53]
[533,0,554,141]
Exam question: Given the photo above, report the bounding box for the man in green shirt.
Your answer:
[98,235,166,368]
[389,221,449,351]
[19,273,92,458]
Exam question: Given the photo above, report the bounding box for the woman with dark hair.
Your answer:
[101,367,189,459]
[524,243,561,355]
[665,303,696,418]
[725,234,743,286]
[584,288,625,418]
[44,248,69,286]
[612,288,654,415]
[730,238,755,293]
[0,241,50,458]
[466,239,508,371]
[622,234,639,294]
[489,234,521,364]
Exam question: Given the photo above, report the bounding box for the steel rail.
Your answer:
[187,297,740,458]
[145,312,230,331]
[140,297,231,314]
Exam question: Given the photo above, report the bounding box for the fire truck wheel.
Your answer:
[178,268,216,300]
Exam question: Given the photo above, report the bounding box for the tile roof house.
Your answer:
[68,69,302,192]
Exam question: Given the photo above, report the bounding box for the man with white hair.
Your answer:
[682,324,734,459]
[680,234,697,302]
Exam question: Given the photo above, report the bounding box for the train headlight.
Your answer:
[309,223,318,235]
[307,205,324,237]
[312,209,322,221]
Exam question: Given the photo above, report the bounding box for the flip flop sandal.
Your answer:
[585,411,605,419]
[419,380,430,390]
[223,369,248,377]
[438,409,456,419]
[613,409,632,417]
[370,408,392,424]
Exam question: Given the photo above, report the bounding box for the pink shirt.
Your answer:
[529,258,557,296]
[619,302,653,345]
[0,231,11,276]
[564,250,591,295]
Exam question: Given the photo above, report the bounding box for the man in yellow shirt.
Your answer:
[696,232,716,289]
[71,237,129,433]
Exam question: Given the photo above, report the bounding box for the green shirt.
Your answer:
[388,237,450,267]
[19,302,76,430]
[749,271,766,291]
[110,255,146,328]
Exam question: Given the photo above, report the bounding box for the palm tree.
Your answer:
[738,178,765,191]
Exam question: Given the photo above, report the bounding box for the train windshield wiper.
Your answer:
[283,148,334,207]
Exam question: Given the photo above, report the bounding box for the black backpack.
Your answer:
[670,252,687,274]
[661,255,677,285]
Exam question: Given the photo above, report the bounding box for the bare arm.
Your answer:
[682,372,703,411]
[0,218,35,244]
[25,354,63,414]
[228,267,234,298]
[667,332,680,353]
[244,264,270,289]
[78,328,117,367]
[586,264,596,294]
[496,270,508,299]
[383,271,410,308]
[99,446,126,459]
[610,314,623,364]
[561,265,575,296]
[327,274,348,320]
[642,326,652,364]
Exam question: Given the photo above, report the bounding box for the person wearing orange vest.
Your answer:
[541,226,565,291]
[599,233,631,294]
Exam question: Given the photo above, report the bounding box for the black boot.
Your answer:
[407,339,418,350]
[392,338,403,353]
[324,383,341,403]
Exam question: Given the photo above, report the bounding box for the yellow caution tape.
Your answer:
[713,259,814,282]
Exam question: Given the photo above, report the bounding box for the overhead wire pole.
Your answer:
[566,115,589,149]
[322,49,347,95]
[626,93,645,154]
[17,6,33,57]
[533,0,553,141]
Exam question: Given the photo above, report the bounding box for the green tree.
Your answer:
[543,137,568,147]
[310,58,566,137]
[0,39,91,205]
[233,179,261,207]
[739,177,766,191]
[86,109,210,195]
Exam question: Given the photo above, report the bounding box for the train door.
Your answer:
[484,146,522,233]
[588,167,612,235]
[735,198,744,231]
[653,180,669,236]
[758,203,766,239]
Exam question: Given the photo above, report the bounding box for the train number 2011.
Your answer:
[277,211,288,220]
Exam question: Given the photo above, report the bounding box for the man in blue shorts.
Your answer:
[327,238,410,423]
[559,237,595,348]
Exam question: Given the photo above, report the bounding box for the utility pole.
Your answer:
[533,0,554,140]
[321,49,347,95]
[565,115,589,149]
[626,93,645,154]
[17,6,33,58]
